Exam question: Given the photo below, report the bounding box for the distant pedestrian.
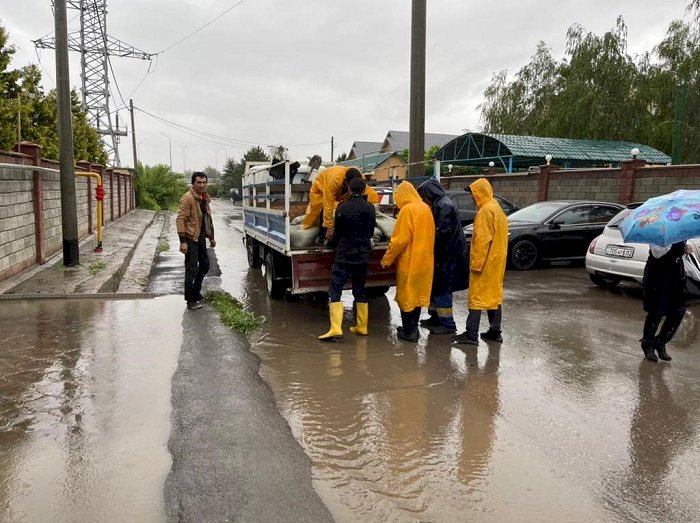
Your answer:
[318,177,377,341]
[417,178,469,335]
[640,241,691,362]
[381,181,435,342]
[455,178,508,345]
[177,171,216,310]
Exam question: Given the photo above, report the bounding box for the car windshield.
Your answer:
[507,202,565,223]
[607,209,631,229]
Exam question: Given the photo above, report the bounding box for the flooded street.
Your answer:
[1,200,698,522]
[0,296,182,522]
[214,201,700,522]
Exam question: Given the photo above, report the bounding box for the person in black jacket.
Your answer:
[640,241,691,362]
[417,178,469,335]
[319,177,377,341]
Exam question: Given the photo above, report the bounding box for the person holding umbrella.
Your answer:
[619,189,700,362]
[640,241,692,362]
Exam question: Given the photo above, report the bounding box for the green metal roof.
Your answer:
[337,151,402,171]
[434,133,671,172]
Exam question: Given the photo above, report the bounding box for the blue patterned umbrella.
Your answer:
[620,189,700,246]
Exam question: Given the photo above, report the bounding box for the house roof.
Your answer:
[337,151,404,171]
[380,130,458,153]
[347,141,383,160]
[434,133,671,171]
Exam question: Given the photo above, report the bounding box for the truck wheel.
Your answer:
[246,236,262,269]
[263,252,287,300]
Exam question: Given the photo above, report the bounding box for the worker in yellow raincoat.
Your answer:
[381,181,435,342]
[454,177,508,345]
[301,166,379,244]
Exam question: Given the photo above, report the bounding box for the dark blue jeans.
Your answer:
[184,238,209,303]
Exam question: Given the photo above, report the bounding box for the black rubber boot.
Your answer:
[640,339,658,362]
[398,309,420,342]
[655,342,672,361]
[480,329,503,343]
[419,314,441,327]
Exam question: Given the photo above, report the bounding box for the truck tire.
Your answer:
[263,252,288,300]
[246,236,262,269]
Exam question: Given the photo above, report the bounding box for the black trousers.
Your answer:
[328,262,368,303]
[184,238,210,303]
[642,309,686,345]
[466,305,502,340]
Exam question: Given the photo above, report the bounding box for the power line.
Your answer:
[155,0,248,55]
[134,105,331,150]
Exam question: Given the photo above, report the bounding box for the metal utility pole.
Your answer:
[408,0,426,178]
[130,98,138,171]
[331,136,334,162]
[671,82,687,165]
[55,0,80,266]
[160,132,172,171]
[35,1,153,167]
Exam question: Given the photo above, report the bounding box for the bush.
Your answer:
[136,163,188,210]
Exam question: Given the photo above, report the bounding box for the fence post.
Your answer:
[16,142,46,264]
[618,159,645,205]
[76,160,93,234]
[537,163,558,201]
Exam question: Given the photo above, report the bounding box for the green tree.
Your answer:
[0,23,107,164]
[335,152,348,162]
[135,162,187,210]
[478,3,700,163]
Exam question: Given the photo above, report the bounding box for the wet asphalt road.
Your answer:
[2,199,699,522]
[211,201,700,522]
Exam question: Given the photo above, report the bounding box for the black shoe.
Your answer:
[187,301,203,310]
[427,324,457,335]
[397,326,419,342]
[655,342,672,361]
[480,329,503,343]
[640,340,658,362]
[454,332,479,345]
[419,316,441,327]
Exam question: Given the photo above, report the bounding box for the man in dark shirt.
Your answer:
[319,177,377,341]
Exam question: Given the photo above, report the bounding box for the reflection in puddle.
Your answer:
[216,206,700,522]
[0,297,182,522]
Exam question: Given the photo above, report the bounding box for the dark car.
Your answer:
[463,200,625,270]
[446,190,518,226]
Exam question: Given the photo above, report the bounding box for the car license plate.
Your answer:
[605,245,634,258]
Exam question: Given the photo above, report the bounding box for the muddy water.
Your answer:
[0,296,182,522]
[216,203,700,522]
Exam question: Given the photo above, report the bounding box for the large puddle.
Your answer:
[0,296,182,522]
[216,203,700,522]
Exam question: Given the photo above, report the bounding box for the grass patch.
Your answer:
[88,261,107,275]
[156,241,170,253]
[205,290,265,333]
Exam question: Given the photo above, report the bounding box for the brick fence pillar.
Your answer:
[537,163,559,201]
[106,168,114,221]
[17,142,46,263]
[618,159,646,205]
[76,160,93,234]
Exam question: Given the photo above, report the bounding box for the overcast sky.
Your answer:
[0,0,692,172]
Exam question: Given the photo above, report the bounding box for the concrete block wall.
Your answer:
[547,170,620,202]
[0,167,36,277]
[0,143,136,283]
[42,171,63,259]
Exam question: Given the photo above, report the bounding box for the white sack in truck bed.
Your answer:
[288,210,396,249]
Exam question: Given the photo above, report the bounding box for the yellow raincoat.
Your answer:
[381,181,435,312]
[301,166,379,229]
[468,178,508,310]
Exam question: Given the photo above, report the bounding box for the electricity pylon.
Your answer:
[34,0,153,167]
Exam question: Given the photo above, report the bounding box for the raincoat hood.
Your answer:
[417,178,445,203]
[394,181,421,208]
[469,178,494,208]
